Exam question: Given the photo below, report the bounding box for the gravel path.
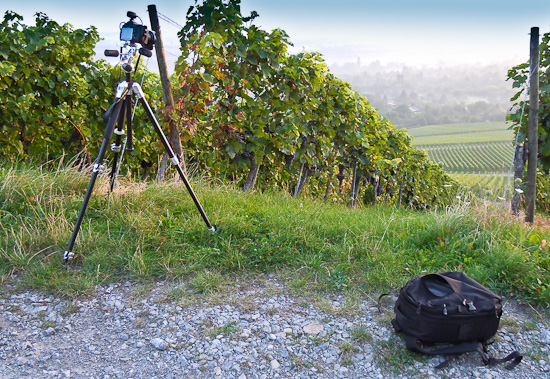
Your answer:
[1,275,549,378]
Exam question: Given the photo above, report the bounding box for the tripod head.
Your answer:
[104,11,155,71]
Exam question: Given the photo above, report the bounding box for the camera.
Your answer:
[120,11,155,50]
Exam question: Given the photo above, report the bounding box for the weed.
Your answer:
[290,354,313,369]
[133,310,150,328]
[309,334,330,346]
[202,321,239,339]
[161,285,187,303]
[233,296,256,312]
[339,340,358,355]
[523,320,538,331]
[350,325,373,343]
[61,303,81,316]
[524,344,546,361]
[341,357,354,366]
[8,305,21,313]
[131,283,154,300]
[40,320,57,329]
[500,318,520,333]
[338,340,359,366]
[374,336,426,376]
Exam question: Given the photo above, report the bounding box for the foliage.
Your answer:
[450,173,510,201]
[0,6,454,209]
[0,11,167,177]
[0,11,104,160]
[537,170,550,213]
[507,30,550,212]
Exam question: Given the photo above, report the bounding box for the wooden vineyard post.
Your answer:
[525,27,539,223]
[148,4,185,179]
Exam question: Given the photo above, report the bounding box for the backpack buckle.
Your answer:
[463,299,476,311]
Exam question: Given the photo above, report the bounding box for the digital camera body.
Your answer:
[120,12,155,51]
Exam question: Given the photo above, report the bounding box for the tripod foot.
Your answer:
[209,225,218,234]
[63,251,74,262]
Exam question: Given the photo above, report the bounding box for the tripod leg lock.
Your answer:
[115,81,129,98]
[170,157,180,165]
[63,251,74,261]
[132,82,145,100]
[111,143,122,153]
[92,163,104,173]
[114,129,125,136]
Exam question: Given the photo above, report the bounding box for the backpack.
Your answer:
[390,271,522,369]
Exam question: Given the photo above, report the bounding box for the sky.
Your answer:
[2,0,550,71]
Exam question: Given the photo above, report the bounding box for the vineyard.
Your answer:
[1,2,549,213]
[449,173,511,201]
[419,142,514,173]
[0,5,458,211]
[407,122,516,200]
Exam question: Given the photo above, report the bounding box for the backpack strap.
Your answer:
[485,351,523,370]
[377,293,393,313]
[404,335,523,370]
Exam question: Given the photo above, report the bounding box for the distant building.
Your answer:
[408,105,422,113]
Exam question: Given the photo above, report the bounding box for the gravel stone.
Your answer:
[0,276,548,378]
[150,337,168,351]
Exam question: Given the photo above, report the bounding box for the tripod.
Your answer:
[63,45,216,265]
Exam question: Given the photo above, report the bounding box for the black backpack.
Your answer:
[390,271,522,369]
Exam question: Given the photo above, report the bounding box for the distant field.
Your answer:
[409,122,516,198]
[408,122,514,146]
[419,142,514,173]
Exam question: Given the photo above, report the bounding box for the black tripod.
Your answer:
[63,43,216,265]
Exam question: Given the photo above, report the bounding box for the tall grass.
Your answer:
[0,163,548,305]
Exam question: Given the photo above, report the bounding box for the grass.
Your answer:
[374,336,426,375]
[0,163,549,306]
[350,325,373,343]
[202,320,239,338]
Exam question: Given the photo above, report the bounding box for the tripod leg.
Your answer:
[109,98,127,191]
[63,100,124,265]
[132,82,217,233]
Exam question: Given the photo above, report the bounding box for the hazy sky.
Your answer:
[2,0,550,69]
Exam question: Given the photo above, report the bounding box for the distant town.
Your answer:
[331,59,517,128]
